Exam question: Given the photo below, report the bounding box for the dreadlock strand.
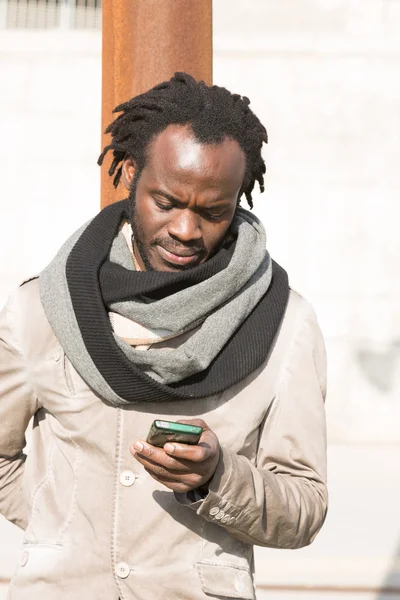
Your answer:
[108,155,123,177]
[113,166,123,188]
[97,144,113,166]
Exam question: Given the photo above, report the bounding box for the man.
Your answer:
[0,73,327,599]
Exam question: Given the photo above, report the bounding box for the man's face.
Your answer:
[122,125,246,272]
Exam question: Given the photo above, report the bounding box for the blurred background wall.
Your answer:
[0,1,399,598]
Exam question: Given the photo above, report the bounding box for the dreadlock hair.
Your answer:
[98,72,268,209]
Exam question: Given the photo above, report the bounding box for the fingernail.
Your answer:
[164,443,175,453]
[134,441,144,452]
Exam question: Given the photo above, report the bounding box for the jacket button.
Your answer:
[209,507,219,516]
[20,551,29,567]
[215,510,225,520]
[119,470,136,487]
[115,562,130,579]
[235,572,246,592]
[221,514,230,523]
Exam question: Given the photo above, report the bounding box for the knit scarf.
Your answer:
[40,200,289,406]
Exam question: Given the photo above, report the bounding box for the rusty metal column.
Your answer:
[101,0,213,208]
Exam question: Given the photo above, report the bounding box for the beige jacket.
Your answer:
[0,278,327,600]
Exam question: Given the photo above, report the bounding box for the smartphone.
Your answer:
[147,420,203,448]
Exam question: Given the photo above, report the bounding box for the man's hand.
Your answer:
[130,419,220,494]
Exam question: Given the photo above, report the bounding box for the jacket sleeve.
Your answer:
[0,291,38,529]
[178,299,328,549]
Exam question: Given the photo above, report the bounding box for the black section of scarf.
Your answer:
[66,200,289,403]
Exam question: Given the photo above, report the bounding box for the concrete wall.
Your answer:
[213,0,400,444]
[1,0,399,442]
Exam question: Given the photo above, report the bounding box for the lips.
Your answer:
[157,245,201,266]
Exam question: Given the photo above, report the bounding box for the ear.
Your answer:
[121,156,136,190]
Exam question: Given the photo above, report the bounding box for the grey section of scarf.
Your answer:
[110,209,272,384]
[110,209,268,332]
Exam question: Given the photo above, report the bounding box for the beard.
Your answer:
[128,177,156,271]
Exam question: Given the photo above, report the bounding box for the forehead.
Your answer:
[143,124,246,193]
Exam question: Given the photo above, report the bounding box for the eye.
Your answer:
[205,210,226,221]
[155,200,174,211]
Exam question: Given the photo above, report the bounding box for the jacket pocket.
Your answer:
[26,434,80,542]
[16,542,63,580]
[195,561,255,599]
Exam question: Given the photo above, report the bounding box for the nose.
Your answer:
[167,209,202,243]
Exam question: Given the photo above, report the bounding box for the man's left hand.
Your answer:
[130,419,220,494]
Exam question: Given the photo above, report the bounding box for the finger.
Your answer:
[163,442,209,462]
[141,458,204,489]
[131,440,159,459]
[164,430,218,463]
[131,442,196,472]
[132,451,193,475]
[144,467,179,482]
[147,470,203,494]
[130,441,175,467]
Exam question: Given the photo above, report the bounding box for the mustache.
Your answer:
[152,237,206,255]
